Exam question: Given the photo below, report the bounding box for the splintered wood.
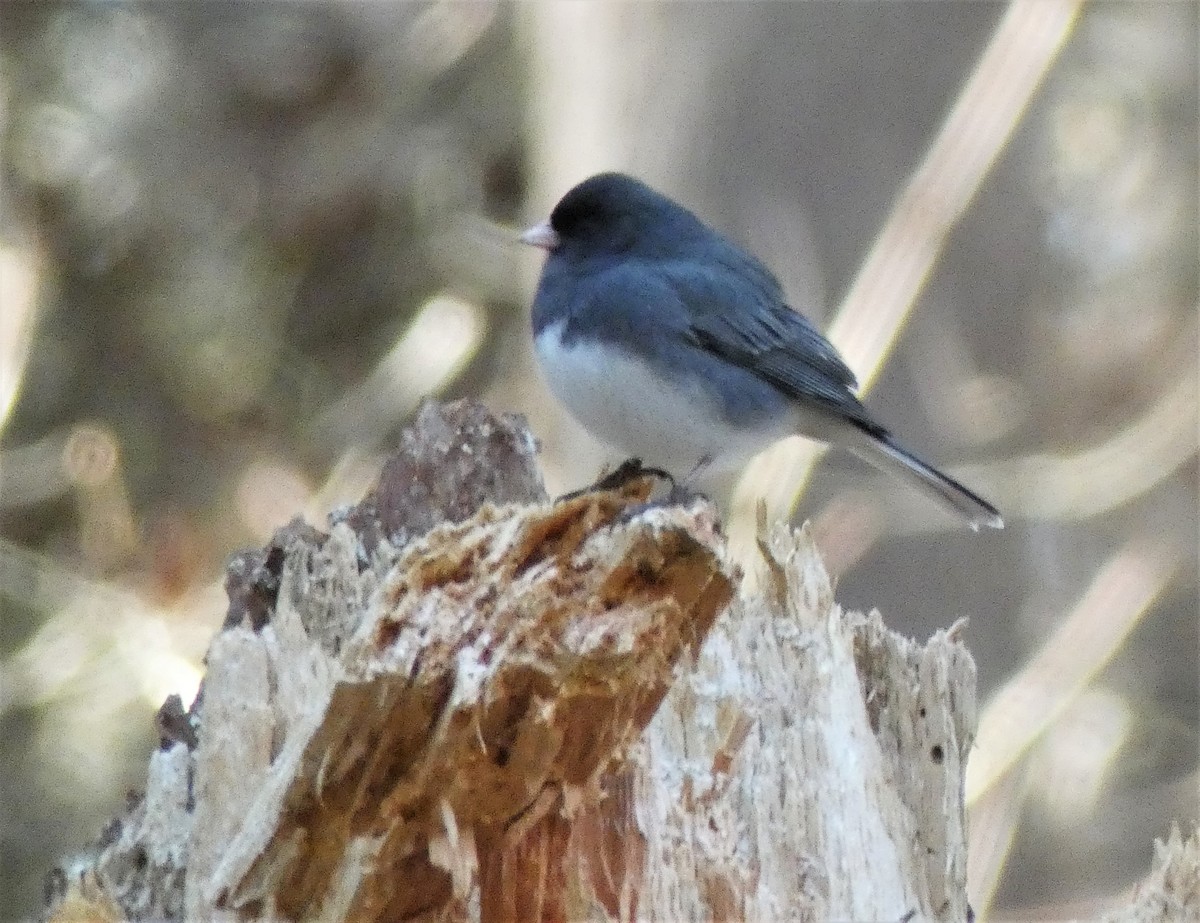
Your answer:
[67,399,1194,923]
[203,490,734,921]
[632,525,977,923]
[49,402,742,923]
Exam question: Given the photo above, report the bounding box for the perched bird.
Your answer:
[520,172,1002,530]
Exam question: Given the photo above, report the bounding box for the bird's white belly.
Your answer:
[534,320,781,475]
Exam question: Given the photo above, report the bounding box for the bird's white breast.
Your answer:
[534,320,785,475]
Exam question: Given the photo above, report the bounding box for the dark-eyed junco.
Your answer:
[521,172,1002,530]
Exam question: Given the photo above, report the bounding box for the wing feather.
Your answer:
[660,259,874,426]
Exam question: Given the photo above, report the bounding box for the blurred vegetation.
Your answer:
[0,3,1195,920]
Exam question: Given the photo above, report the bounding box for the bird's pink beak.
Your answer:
[519,220,560,251]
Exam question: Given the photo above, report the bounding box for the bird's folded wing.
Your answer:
[662,264,875,427]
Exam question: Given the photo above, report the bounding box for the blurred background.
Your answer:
[0,2,1195,919]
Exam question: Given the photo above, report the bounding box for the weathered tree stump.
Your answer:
[43,400,1198,923]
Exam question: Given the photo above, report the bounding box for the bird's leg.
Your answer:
[683,454,713,485]
[665,454,712,505]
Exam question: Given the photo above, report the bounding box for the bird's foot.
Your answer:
[594,457,675,492]
[556,457,674,502]
[663,480,706,507]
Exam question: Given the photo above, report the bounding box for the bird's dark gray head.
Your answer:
[541,172,707,258]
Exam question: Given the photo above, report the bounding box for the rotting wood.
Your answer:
[43,399,1199,922]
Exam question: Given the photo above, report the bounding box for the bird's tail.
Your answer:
[847,425,1003,531]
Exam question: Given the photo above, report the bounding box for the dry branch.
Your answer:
[45,399,1193,922]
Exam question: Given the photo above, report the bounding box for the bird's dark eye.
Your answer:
[549,198,596,236]
[550,201,635,252]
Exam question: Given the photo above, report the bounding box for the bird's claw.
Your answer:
[555,457,675,502]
